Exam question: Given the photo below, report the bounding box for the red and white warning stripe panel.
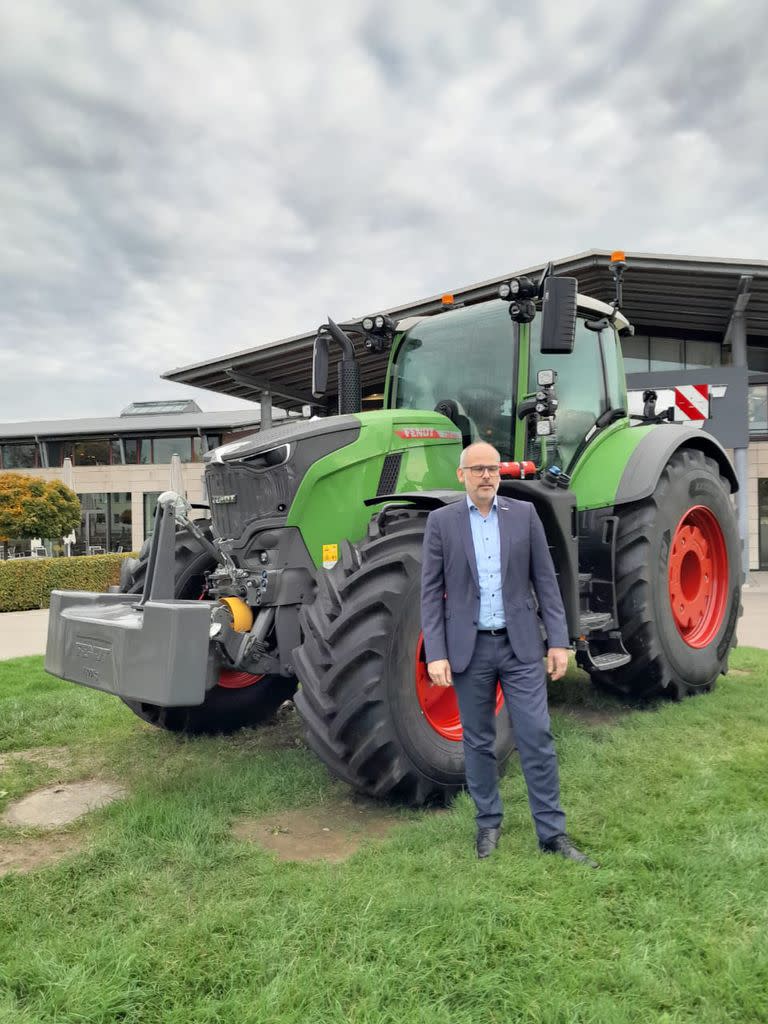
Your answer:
[674,384,709,420]
[626,385,727,429]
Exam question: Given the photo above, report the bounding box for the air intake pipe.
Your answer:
[312,317,362,414]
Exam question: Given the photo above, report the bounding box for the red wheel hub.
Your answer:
[218,670,265,689]
[668,505,729,648]
[414,633,504,741]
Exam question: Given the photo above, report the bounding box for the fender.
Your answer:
[615,425,738,505]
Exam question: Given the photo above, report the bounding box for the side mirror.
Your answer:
[312,332,329,398]
[539,276,577,354]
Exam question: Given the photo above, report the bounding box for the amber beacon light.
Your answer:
[609,250,627,311]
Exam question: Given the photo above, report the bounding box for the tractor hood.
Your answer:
[205,415,361,465]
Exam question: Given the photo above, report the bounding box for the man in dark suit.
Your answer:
[421,441,597,865]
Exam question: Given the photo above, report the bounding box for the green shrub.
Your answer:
[0,553,136,612]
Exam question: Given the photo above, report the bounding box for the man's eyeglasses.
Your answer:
[462,464,501,477]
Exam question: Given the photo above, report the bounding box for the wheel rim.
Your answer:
[668,505,729,648]
[415,633,503,741]
[218,670,265,690]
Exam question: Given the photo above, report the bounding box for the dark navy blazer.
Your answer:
[420,497,570,673]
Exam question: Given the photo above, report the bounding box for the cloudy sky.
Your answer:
[1,0,766,422]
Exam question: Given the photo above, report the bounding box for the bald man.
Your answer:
[420,442,597,865]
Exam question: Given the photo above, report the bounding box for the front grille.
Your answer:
[206,462,293,538]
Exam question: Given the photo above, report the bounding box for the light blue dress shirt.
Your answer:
[466,495,505,629]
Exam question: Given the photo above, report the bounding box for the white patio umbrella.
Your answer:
[61,457,77,556]
[156,453,191,525]
[168,453,186,497]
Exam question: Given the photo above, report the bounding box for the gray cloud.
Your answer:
[0,0,766,421]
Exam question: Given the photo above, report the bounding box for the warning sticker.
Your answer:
[322,543,339,569]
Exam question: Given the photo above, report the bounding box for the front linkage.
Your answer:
[46,490,307,707]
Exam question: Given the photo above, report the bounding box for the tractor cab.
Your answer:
[386,292,630,473]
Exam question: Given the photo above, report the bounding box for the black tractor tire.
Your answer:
[121,522,297,734]
[293,514,515,804]
[590,448,741,700]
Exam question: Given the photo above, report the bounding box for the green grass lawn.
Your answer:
[1,652,767,1024]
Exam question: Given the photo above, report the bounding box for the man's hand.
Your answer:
[427,659,453,687]
[546,648,569,681]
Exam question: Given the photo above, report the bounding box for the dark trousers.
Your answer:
[452,632,566,842]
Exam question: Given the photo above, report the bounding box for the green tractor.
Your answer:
[46,258,742,805]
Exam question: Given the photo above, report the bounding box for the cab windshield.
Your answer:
[391,303,517,459]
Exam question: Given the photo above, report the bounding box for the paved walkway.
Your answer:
[0,609,50,660]
[2,576,768,660]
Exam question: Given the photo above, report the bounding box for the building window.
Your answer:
[0,443,39,469]
[759,479,768,571]
[650,337,685,372]
[47,441,75,467]
[620,336,650,373]
[123,436,199,464]
[685,340,721,369]
[73,439,111,466]
[622,336,723,374]
[31,436,204,467]
[74,492,132,553]
[143,492,162,538]
[748,346,768,373]
[151,437,193,463]
[749,386,768,435]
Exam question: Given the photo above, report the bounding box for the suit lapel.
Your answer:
[458,501,480,588]
[498,499,512,579]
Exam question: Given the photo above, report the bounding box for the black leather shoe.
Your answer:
[476,827,501,859]
[538,834,599,868]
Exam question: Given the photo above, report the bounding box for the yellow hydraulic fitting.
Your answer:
[219,596,254,633]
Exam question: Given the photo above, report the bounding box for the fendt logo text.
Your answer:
[74,641,111,662]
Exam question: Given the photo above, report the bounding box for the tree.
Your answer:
[0,473,81,558]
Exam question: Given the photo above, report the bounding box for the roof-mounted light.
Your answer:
[359,312,396,353]
[609,250,627,313]
[509,275,537,299]
[499,275,537,307]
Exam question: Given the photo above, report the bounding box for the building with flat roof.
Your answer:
[0,401,270,554]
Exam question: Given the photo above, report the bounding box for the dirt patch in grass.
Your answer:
[728,669,752,677]
[554,705,632,726]
[2,780,127,829]
[0,747,71,773]
[0,832,86,878]
[231,702,306,752]
[233,795,407,863]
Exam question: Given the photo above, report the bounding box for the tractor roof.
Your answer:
[163,250,768,413]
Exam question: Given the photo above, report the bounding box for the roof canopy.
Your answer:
[0,408,266,442]
[163,250,768,414]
